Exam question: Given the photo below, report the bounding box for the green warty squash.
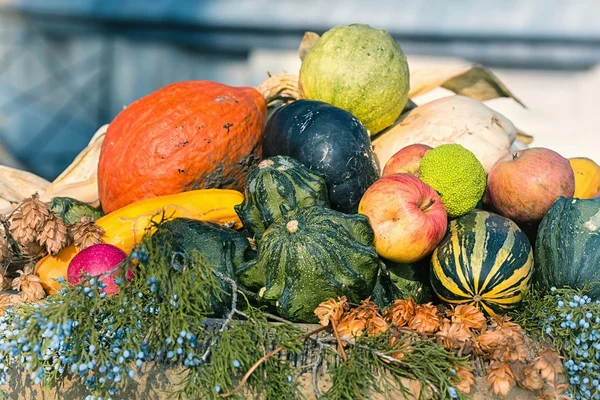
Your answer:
[237,206,380,323]
[234,155,329,240]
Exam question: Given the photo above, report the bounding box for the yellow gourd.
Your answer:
[569,157,600,199]
[35,189,244,294]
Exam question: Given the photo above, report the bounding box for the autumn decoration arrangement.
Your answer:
[0,23,598,400]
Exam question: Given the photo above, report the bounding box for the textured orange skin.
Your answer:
[98,81,267,213]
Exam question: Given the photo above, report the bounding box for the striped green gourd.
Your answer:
[430,210,533,316]
[234,155,329,240]
[535,196,600,297]
[236,206,379,323]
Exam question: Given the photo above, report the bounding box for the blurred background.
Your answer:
[0,0,598,180]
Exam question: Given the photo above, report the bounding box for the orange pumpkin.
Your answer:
[98,81,267,213]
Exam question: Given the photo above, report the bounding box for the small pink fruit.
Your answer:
[67,244,131,295]
[382,144,432,177]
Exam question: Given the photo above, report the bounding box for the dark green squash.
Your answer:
[371,258,432,308]
[149,218,255,317]
[234,155,329,241]
[237,206,380,322]
[50,197,104,224]
[262,99,380,214]
[430,210,533,316]
[535,196,600,297]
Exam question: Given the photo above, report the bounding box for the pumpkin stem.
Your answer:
[258,159,275,169]
[255,73,300,108]
[286,220,299,233]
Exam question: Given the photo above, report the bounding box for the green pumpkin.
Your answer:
[535,197,600,297]
[371,258,432,308]
[149,218,255,317]
[299,24,410,135]
[49,197,104,224]
[237,206,380,322]
[234,155,329,240]
[430,210,533,316]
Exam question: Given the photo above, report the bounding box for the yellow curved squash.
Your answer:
[35,189,244,294]
[569,157,600,199]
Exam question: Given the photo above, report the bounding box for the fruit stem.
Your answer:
[421,198,436,212]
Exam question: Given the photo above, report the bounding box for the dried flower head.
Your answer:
[69,216,104,250]
[487,360,516,397]
[39,213,68,255]
[385,297,417,327]
[9,193,50,245]
[435,320,472,350]
[533,347,564,385]
[314,296,348,327]
[447,304,486,331]
[408,303,441,334]
[337,311,367,342]
[456,366,476,394]
[12,270,46,302]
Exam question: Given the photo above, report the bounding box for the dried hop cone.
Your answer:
[9,193,50,245]
[533,347,564,385]
[447,304,486,331]
[0,293,23,316]
[39,213,69,255]
[12,270,46,302]
[408,303,441,334]
[385,297,417,327]
[314,296,348,327]
[70,216,105,250]
[0,225,10,264]
[337,311,367,342]
[435,320,472,350]
[456,366,476,394]
[521,362,544,391]
[487,361,516,397]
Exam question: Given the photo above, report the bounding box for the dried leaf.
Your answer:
[69,215,104,250]
[447,304,486,331]
[385,297,417,327]
[39,213,68,255]
[408,63,525,107]
[314,296,348,327]
[298,31,320,61]
[408,303,441,334]
[0,167,50,214]
[487,361,516,397]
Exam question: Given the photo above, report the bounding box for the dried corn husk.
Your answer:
[0,125,107,215]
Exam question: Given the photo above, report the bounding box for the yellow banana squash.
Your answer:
[569,157,600,199]
[35,189,244,294]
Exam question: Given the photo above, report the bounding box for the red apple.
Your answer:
[358,173,448,263]
[67,243,132,295]
[382,144,432,177]
[487,147,575,223]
